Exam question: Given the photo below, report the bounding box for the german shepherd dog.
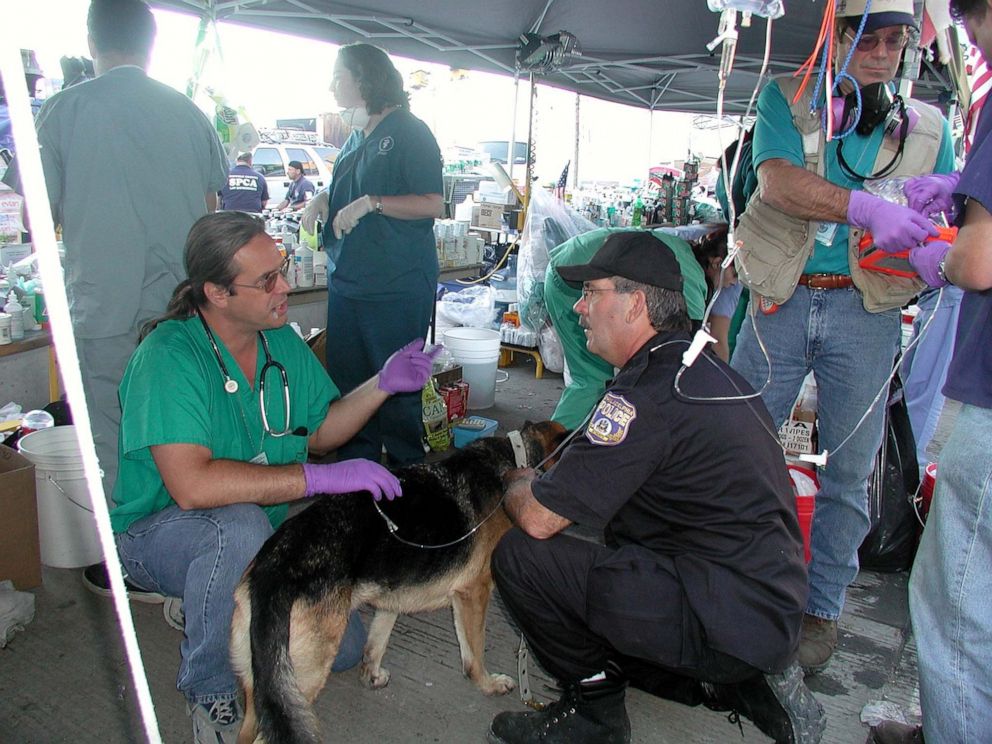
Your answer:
[231,420,568,744]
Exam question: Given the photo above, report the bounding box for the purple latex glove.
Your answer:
[377,338,441,394]
[302,460,401,501]
[909,240,951,288]
[847,190,938,253]
[903,172,960,218]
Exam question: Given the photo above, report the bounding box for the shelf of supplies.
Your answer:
[0,329,51,358]
[438,264,482,283]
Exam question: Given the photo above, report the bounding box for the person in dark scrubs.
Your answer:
[486,232,824,744]
[320,42,443,465]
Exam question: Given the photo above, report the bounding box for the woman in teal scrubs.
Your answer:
[322,43,444,465]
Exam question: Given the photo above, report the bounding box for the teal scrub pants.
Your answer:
[325,288,433,466]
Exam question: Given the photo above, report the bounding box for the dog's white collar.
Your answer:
[507,430,528,468]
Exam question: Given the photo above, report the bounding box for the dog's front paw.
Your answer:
[360,662,391,689]
[479,672,516,696]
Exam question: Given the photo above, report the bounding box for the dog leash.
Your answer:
[371,429,529,550]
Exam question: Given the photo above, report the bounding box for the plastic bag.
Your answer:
[517,188,596,328]
[858,375,921,572]
[537,322,565,374]
[436,285,496,329]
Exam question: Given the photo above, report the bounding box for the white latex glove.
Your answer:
[332,194,374,239]
[300,190,329,234]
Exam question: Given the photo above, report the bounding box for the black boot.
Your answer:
[703,662,826,744]
[487,675,631,744]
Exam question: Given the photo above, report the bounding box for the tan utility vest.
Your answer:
[735,75,946,312]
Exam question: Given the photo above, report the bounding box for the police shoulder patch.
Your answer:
[585,392,637,446]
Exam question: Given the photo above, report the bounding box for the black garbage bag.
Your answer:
[858,376,921,573]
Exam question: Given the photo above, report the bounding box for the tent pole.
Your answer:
[523,73,537,231]
[573,92,580,189]
[508,71,520,185]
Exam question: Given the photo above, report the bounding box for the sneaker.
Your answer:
[487,676,630,744]
[82,562,165,604]
[870,720,925,743]
[163,597,185,631]
[189,698,243,744]
[797,614,837,674]
[704,662,826,744]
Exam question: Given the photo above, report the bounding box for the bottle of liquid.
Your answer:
[421,378,451,452]
[631,195,644,227]
[4,291,24,341]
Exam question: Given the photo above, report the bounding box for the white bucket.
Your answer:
[444,327,502,409]
[18,426,102,568]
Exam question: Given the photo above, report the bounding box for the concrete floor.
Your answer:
[0,355,922,743]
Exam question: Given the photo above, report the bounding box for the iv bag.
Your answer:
[707,0,785,20]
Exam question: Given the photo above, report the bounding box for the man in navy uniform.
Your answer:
[219,152,268,213]
[277,159,315,211]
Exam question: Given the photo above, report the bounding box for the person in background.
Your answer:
[541,228,708,430]
[0,49,45,156]
[110,211,436,742]
[276,159,314,211]
[302,43,443,466]
[689,224,740,362]
[486,232,823,744]
[871,2,992,741]
[3,0,229,601]
[730,0,955,674]
[219,151,268,213]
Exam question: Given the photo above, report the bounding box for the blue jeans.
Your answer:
[909,404,992,743]
[115,504,366,705]
[732,285,900,620]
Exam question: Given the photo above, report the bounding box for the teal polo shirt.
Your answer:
[110,319,337,533]
[752,80,955,275]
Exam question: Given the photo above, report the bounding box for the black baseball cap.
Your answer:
[557,231,683,292]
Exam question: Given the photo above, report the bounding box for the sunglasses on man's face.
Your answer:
[230,256,291,293]
[845,30,909,53]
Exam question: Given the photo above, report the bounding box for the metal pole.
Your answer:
[508,72,520,185]
[573,92,580,189]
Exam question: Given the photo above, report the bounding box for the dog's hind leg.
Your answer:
[360,610,398,689]
[288,595,350,706]
[451,578,515,695]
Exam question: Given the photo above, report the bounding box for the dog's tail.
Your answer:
[249,572,321,744]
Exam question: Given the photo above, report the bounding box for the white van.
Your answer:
[251,141,339,205]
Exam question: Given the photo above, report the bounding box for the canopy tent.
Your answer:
[149,0,957,114]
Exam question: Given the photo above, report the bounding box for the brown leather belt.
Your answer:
[798,273,854,289]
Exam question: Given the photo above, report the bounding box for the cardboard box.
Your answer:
[432,365,463,390]
[472,203,503,230]
[0,242,32,266]
[0,445,42,589]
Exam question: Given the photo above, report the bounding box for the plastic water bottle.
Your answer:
[4,291,24,340]
[20,409,55,435]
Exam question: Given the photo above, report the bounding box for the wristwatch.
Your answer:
[374,197,384,216]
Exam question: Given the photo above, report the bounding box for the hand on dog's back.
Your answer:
[302,460,402,501]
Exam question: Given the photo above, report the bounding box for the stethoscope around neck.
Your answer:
[196,309,293,437]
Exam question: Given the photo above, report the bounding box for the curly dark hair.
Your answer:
[950,0,987,21]
[337,43,410,114]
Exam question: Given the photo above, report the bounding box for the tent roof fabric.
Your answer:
[150,0,952,113]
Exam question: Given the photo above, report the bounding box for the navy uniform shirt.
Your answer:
[533,330,807,672]
[944,102,992,410]
[220,163,269,212]
[286,175,315,207]
[323,109,442,300]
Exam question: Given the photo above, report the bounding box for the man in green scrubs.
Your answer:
[109,212,435,742]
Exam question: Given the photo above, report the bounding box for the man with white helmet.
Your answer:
[731,0,955,673]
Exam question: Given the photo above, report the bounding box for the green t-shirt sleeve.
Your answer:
[397,119,443,195]
[119,338,215,461]
[752,81,805,170]
[933,119,956,174]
